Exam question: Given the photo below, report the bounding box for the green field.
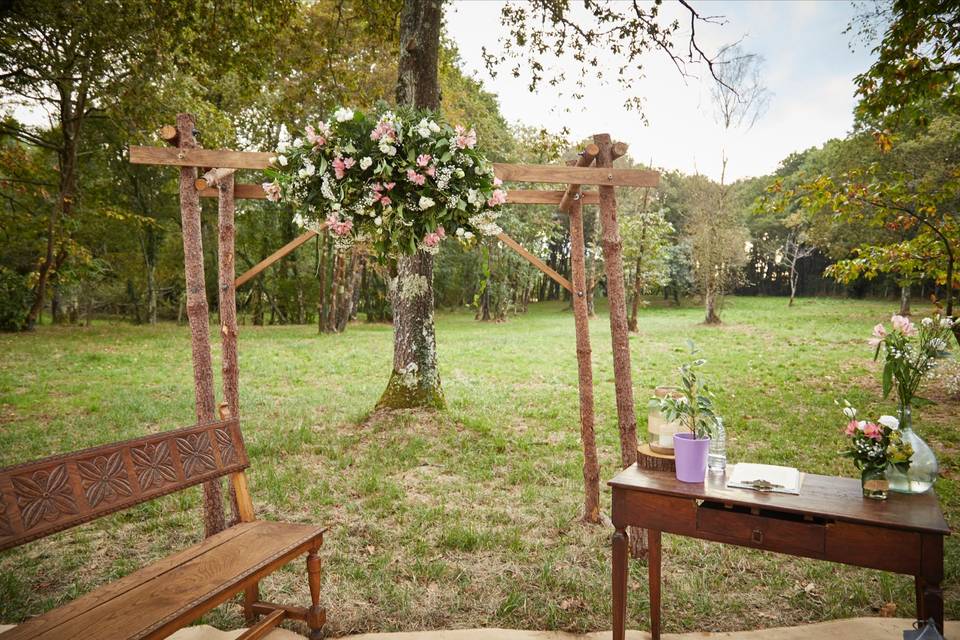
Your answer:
[0,296,957,635]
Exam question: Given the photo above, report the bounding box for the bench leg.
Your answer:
[307,549,325,639]
[243,583,260,623]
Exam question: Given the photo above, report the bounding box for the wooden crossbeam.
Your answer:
[130,146,273,170]
[129,146,658,187]
[197,184,599,205]
[496,232,572,293]
[493,163,658,187]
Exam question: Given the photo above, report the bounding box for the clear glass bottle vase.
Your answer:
[886,404,939,494]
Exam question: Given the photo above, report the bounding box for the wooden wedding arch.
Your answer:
[130,116,657,552]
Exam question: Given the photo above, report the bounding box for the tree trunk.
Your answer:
[176,113,225,537]
[378,0,445,410]
[899,283,911,316]
[217,173,242,525]
[568,198,601,524]
[789,262,797,308]
[377,252,445,409]
[594,134,645,557]
[704,280,721,324]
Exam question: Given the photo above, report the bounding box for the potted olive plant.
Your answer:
[655,346,723,482]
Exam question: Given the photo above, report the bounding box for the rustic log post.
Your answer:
[594,133,645,557]
[217,173,242,525]
[568,193,601,524]
[176,113,225,537]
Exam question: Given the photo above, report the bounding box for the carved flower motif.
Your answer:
[215,428,237,466]
[131,442,178,489]
[12,465,78,530]
[176,433,216,478]
[78,451,132,507]
[0,491,14,537]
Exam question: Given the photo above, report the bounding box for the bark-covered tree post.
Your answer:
[176,113,225,536]
[377,0,445,410]
[568,194,601,524]
[594,133,645,556]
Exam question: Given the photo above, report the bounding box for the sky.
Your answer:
[445,1,876,182]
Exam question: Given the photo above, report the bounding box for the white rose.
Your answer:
[464,231,475,239]
[374,216,382,226]
[455,168,465,178]
[277,155,288,167]
[360,156,373,170]
[878,415,899,430]
[455,227,465,237]
[334,107,354,122]
[380,142,397,156]
[293,137,304,148]
[277,141,289,153]
[419,196,435,209]
[428,120,440,133]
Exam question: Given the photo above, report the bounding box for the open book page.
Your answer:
[726,463,803,495]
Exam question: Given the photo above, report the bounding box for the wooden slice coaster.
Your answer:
[637,443,676,472]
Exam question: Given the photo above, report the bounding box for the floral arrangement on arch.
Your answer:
[262,105,507,259]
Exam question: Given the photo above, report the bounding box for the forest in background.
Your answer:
[1,0,958,332]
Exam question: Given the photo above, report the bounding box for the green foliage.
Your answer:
[655,343,724,440]
[0,267,31,331]
[852,0,960,127]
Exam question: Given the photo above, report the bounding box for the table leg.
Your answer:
[612,526,628,640]
[649,529,661,640]
[914,575,926,622]
[920,534,944,634]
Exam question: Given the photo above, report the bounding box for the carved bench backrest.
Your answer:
[0,418,248,551]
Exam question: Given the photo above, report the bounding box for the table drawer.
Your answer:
[696,501,827,558]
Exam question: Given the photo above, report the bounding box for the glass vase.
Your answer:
[861,467,888,500]
[886,404,939,494]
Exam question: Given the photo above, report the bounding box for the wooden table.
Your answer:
[609,465,951,639]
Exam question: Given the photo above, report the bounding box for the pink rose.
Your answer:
[493,176,503,187]
[305,125,325,147]
[406,169,426,186]
[844,420,859,436]
[261,181,282,202]
[891,314,917,336]
[343,157,356,169]
[454,125,477,149]
[487,188,507,207]
[426,165,436,177]
[379,196,391,206]
[416,154,432,167]
[384,182,395,190]
[423,232,441,248]
[862,422,882,440]
[333,157,346,180]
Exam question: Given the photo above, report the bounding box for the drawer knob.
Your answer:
[751,528,764,544]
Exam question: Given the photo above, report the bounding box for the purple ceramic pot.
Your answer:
[674,432,710,483]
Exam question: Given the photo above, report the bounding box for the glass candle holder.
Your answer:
[648,386,684,454]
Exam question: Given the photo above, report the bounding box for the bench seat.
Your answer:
[0,520,324,640]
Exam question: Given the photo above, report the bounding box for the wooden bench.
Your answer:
[0,418,326,640]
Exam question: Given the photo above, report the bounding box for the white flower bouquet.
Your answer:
[263,104,507,259]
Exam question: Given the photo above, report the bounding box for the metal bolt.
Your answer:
[607,173,614,180]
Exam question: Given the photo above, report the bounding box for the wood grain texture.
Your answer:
[129,146,273,170]
[496,232,572,292]
[608,464,951,534]
[233,609,285,640]
[0,420,247,551]
[199,183,269,199]
[507,189,600,205]
[558,145,600,213]
[235,230,322,288]
[494,162,658,187]
[568,198,600,523]
[0,521,324,640]
[610,464,950,637]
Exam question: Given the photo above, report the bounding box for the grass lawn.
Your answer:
[0,296,957,635]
